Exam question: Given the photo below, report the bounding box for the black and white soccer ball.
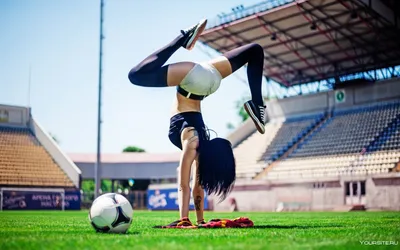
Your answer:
[89,193,133,233]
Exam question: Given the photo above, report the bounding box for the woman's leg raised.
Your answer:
[207,43,266,134]
[208,43,264,105]
[128,19,207,87]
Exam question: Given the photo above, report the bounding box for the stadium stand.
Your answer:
[220,80,400,211]
[0,126,75,187]
[0,104,80,194]
[263,101,400,180]
[292,102,400,157]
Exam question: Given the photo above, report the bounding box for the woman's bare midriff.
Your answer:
[170,92,201,116]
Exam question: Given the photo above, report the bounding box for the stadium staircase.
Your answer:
[259,114,326,163]
[234,121,282,179]
[365,113,400,154]
[0,126,76,187]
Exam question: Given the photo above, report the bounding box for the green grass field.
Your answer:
[0,211,399,250]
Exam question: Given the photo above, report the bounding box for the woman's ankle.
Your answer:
[197,218,205,224]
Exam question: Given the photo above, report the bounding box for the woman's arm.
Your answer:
[178,127,199,219]
[192,158,205,224]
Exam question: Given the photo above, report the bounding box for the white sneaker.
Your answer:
[181,19,207,50]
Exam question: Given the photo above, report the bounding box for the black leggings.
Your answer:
[128,33,265,105]
[128,34,186,88]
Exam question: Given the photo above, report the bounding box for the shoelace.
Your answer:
[182,23,197,34]
[258,105,265,121]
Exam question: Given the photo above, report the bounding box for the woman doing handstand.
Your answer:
[128,19,266,227]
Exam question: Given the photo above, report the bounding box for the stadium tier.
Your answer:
[292,102,400,157]
[0,126,75,187]
[263,101,400,180]
[229,79,400,183]
[0,105,81,193]
[217,80,400,211]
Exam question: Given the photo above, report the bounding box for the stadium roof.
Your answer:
[68,152,180,164]
[199,0,400,87]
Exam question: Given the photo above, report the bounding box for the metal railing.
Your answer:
[206,0,295,29]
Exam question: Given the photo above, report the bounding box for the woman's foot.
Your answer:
[244,100,266,134]
[153,217,195,228]
[181,19,207,50]
[197,219,206,226]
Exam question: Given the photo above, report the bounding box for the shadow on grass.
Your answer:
[250,224,343,229]
[153,224,343,230]
[95,231,141,235]
[195,224,344,230]
[126,231,141,235]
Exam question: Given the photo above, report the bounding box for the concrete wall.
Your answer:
[266,78,400,119]
[212,174,400,211]
[76,161,179,180]
[214,189,276,212]
[354,79,400,104]
[311,185,343,211]
[30,118,81,188]
[267,92,329,119]
[212,185,343,212]
[366,176,400,210]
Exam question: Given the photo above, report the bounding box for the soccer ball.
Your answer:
[89,193,133,233]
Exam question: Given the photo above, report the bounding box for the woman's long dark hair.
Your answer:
[197,137,236,202]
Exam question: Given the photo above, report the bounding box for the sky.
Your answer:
[0,0,269,154]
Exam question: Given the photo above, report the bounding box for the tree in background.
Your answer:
[81,146,148,197]
[118,179,150,191]
[226,122,235,131]
[226,96,251,130]
[81,179,112,193]
[122,146,146,153]
[81,179,150,194]
[228,95,276,130]
[235,96,251,122]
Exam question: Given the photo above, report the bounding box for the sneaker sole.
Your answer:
[186,19,207,50]
[244,102,265,134]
